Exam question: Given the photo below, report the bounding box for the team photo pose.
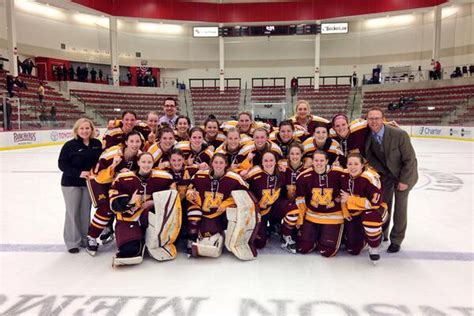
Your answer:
[109,152,180,266]
[175,127,213,170]
[289,100,330,140]
[86,131,143,256]
[147,127,176,169]
[340,153,387,263]
[303,124,344,167]
[294,150,345,257]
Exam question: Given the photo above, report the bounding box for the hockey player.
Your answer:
[303,124,344,167]
[294,150,345,257]
[277,143,307,253]
[236,127,282,177]
[102,111,148,150]
[221,111,270,140]
[86,131,143,256]
[174,127,213,170]
[340,153,387,263]
[174,116,191,142]
[185,153,255,258]
[203,116,226,149]
[147,127,176,169]
[269,120,304,157]
[289,100,330,140]
[109,152,179,266]
[214,128,248,173]
[246,151,283,249]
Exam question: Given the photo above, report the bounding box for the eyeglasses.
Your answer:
[164,104,176,108]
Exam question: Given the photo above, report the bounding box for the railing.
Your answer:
[189,78,241,89]
[252,77,286,88]
[297,76,352,87]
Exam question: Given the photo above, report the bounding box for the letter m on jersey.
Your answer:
[310,188,335,208]
[203,192,225,212]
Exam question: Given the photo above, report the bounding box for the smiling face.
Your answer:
[312,152,328,173]
[190,130,204,148]
[254,130,268,149]
[138,154,154,174]
[176,118,189,134]
[367,109,384,133]
[160,131,175,152]
[333,117,349,138]
[125,134,142,153]
[77,121,93,140]
[164,99,177,117]
[288,146,302,165]
[170,153,185,171]
[205,121,219,138]
[279,125,293,143]
[314,127,328,144]
[262,152,276,174]
[226,131,240,151]
[347,156,364,177]
[211,156,227,176]
[296,102,310,119]
[238,114,252,133]
[146,113,159,131]
[122,113,137,133]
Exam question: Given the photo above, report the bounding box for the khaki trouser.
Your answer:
[61,186,92,250]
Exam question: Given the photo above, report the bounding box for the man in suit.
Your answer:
[365,108,418,253]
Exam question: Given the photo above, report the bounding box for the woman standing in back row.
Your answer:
[58,118,102,253]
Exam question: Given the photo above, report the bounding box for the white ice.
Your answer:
[0,138,473,316]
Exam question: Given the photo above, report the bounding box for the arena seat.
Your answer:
[297,85,351,120]
[190,87,241,125]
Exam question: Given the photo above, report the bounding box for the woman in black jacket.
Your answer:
[58,118,102,253]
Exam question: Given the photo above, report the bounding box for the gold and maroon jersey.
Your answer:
[109,169,174,222]
[236,141,283,171]
[102,122,150,150]
[269,129,304,157]
[340,168,382,217]
[330,119,369,164]
[280,162,306,201]
[147,143,174,168]
[92,145,139,184]
[295,166,345,225]
[167,166,199,200]
[289,115,330,140]
[205,132,226,149]
[214,143,245,173]
[174,131,189,143]
[174,141,214,166]
[246,166,282,216]
[186,170,248,220]
[303,137,344,166]
[220,120,271,138]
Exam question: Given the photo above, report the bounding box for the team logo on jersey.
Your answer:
[202,192,224,211]
[310,188,335,208]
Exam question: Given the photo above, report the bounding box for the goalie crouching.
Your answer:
[186,153,259,260]
[109,152,181,267]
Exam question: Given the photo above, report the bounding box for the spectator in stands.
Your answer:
[17,57,24,74]
[352,72,358,88]
[83,67,89,82]
[53,65,59,81]
[90,68,97,83]
[62,65,68,81]
[50,105,57,124]
[435,60,441,80]
[39,104,48,123]
[98,69,103,82]
[290,77,298,97]
[4,98,12,130]
[159,97,179,129]
[429,59,436,80]
[76,66,81,81]
[68,65,75,81]
[470,65,474,77]
[127,71,132,85]
[450,67,462,79]
[6,75,14,98]
[37,82,45,104]
[365,108,418,253]
[137,73,143,86]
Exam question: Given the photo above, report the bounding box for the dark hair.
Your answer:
[313,123,329,134]
[164,97,176,105]
[288,143,304,156]
[189,126,205,138]
[367,107,385,118]
[238,111,253,120]
[312,149,328,160]
[211,153,228,166]
[175,115,191,127]
[125,131,143,143]
[158,127,175,140]
[204,116,220,129]
[122,111,137,119]
[170,148,185,158]
[260,150,281,179]
[279,120,295,131]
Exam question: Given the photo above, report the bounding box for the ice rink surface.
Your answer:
[0,138,473,316]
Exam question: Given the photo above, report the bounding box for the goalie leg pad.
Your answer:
[112,240,145,267]
[191,233,224,258]
[225,190,259,261]
[146,190,182,261]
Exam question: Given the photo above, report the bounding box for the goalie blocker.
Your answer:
[192,190,259,260]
